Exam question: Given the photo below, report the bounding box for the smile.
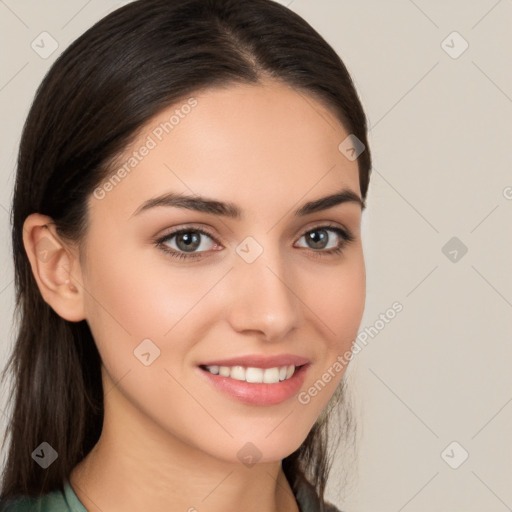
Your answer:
[201,364,298,384]
[197,363,310,406]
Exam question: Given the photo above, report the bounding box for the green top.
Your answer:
[0,475,342,512]
[0,480,85,512]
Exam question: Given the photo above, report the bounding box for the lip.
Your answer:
[197,353,310,369]
[197,363,311,406]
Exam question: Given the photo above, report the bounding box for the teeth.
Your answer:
[262,367,279,383]
[230,366,245,381]
[204,364,297,383]
[207,365,220,374]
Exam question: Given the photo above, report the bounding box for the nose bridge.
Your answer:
[227,238,301,339]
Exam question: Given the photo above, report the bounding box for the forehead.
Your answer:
[89,81,360,221]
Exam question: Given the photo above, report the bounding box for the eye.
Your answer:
[294,225,355,256]
[155,227,221,260]
[155,224,355,262]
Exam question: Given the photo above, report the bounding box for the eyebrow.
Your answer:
[130,187,365,219]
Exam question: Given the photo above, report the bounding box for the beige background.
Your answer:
[1,1,511,510]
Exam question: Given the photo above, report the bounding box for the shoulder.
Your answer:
[293,472,345,512]
[0,487,72,512]
[324,500,345,512]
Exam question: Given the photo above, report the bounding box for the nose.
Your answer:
[226,248,302,341]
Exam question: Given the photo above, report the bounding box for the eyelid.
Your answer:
[156,220,352,242]
[292,220,352,240]
[155,224,220,249]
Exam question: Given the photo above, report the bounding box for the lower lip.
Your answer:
[197,364,310,406]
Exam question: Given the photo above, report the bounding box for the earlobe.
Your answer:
[22,213,86,322]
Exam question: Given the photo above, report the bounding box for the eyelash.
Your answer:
[155,224,355,261]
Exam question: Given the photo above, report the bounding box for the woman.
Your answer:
[0,0,372,510]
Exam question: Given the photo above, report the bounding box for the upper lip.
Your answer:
[198,354,310,369]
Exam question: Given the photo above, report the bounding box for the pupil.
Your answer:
[308,230,327,249]
[178,232,200,252]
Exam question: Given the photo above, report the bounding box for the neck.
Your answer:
[69,381,299,512]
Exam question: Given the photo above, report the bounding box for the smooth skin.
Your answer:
[23,79,366,512]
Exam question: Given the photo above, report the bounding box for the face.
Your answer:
[78,80,366,464]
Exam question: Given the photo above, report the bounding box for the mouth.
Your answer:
[197,363,310,406]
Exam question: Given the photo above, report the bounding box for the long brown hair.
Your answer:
[0,0,371,505]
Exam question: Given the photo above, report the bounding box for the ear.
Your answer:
[22,213,86,322]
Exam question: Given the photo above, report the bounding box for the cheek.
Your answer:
[297,250,365,402]
[81,239,226,369]
[84,238,186,330]
[307,251,366,348]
